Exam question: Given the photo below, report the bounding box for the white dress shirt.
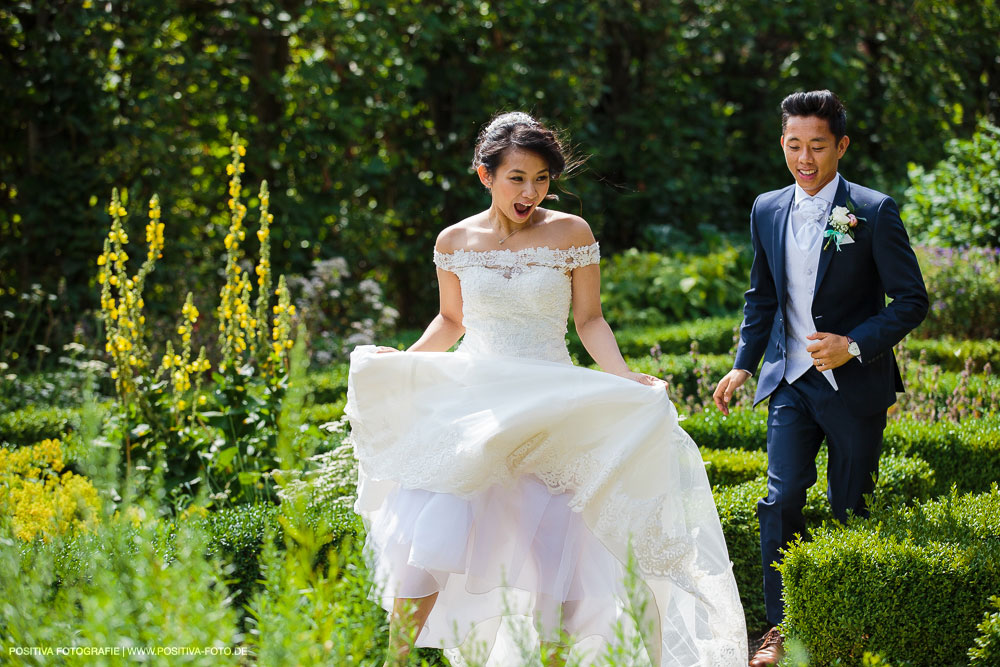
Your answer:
[783,174,841,389]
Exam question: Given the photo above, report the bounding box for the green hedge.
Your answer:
[0,405,81,446]
[904,337,1000,373]
[713,452,936,634]
[681,409,769,451]
[780,488,1000,665]
[603,353,735,400]
[883,418,1000,495]
[685,411,1000,495]
[570,316,740,361]
[701,448,767,488]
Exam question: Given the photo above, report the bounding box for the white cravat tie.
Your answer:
[795,197,827,250]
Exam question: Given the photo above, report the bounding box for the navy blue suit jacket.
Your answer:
[733,176,929,416]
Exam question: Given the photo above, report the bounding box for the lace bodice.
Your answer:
[433,244,600,364]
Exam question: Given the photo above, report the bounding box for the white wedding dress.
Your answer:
[346,243,747,666]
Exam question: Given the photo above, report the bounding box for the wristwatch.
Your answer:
[846,336,861,357]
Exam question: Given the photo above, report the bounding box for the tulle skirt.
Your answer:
[347,346,747,666]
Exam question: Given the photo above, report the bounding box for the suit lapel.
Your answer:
[771,187,793,304]
[813,176,849,293]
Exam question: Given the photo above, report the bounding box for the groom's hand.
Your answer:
[806,332,852,371]
[713,369,751,416]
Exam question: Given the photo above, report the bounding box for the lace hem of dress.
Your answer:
[434,243,600,273]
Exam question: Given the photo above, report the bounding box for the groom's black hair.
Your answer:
[780,90,847,142]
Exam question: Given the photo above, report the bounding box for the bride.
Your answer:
[346,112,747,666]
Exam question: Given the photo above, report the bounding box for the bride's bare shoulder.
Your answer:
[538,209,597,249]
[436,213,490,253]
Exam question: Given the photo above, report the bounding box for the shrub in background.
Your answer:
[903,118,1000,249]
[599,246,751,328]
[912,245,1000,340]
[288,257,399,367]
[569,315,740,361]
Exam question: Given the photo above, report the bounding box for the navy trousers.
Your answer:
[758,366,887,626]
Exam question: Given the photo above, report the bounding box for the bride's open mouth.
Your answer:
[513,202,533,218]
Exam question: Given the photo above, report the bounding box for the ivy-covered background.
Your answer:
[2,0,998,348]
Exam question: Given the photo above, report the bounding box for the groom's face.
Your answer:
[780,115,849,195]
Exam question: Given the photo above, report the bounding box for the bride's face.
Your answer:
[481,148,551,225]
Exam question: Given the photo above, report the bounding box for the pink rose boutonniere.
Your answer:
[823,202,866,251]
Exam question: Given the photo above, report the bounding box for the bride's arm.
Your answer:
[570,234,662,387]
[407,266,465,352]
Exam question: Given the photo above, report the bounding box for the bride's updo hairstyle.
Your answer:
[473,112,568,179]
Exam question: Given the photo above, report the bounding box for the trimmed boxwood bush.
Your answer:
[685,412,999,495]
[682,409,768,451]
[883,417,1000,495]
[701,448,768,488]
[0,405,81,446]
[570,316,740,360]
[712,451,936,634]
[779,487,1000,665]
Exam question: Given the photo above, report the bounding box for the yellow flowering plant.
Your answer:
[0,439,100,542]
[96,133,298,507]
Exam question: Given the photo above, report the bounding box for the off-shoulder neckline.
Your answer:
[434,242,599,258]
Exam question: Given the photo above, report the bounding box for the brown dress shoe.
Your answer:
[749,626,783,666]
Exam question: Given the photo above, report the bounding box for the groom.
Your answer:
[713,90,928,665]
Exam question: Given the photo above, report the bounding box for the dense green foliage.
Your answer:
[904,119,1000,248]
[2,0,998,347]
[779,488,1000,665]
